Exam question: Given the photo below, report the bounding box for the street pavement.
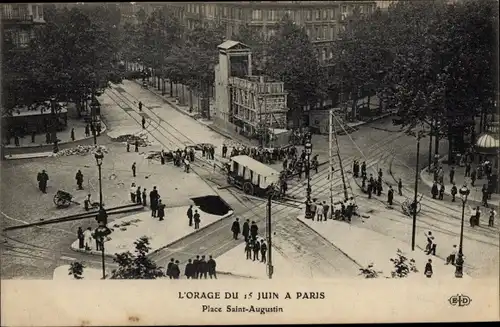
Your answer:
[2,77,497,279]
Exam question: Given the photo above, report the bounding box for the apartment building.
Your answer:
[165,1,376,65]
[1,3,45,49]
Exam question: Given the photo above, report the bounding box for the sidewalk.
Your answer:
[297,213,470,280]
[4,118,106,149]
[70,205,233,258]
[215,237,313,279]
[420,166,500,205]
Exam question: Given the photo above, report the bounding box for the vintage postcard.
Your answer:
[1,1,499,325]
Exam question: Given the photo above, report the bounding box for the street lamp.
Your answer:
[455,184,470,278]
[94,149,110,279]
[411,130,424,251]
[305,135,313,219]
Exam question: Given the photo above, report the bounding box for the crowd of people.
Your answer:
[166,255,217,279]
[231,218,268,264]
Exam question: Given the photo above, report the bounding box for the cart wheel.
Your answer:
[242,182,254,195]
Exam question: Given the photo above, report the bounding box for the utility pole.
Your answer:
[329,109,334,218]
[267,192,273,279]
[411,133,422,251]
[331,112,349,201]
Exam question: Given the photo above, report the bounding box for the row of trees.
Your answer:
[2,5,122,115]
[328,0,497,159]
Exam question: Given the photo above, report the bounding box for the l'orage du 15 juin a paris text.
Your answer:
[178,291,326,300]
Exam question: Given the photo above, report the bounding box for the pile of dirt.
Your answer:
[50,145,109,157]
[111,132,152,147]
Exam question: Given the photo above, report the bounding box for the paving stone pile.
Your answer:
[111,132,151,147]
[50,145,109,157]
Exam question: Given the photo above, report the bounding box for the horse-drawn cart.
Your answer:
[54,190,80,208]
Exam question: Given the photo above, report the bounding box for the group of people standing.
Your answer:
[230,218,268,264]
[128,184,166,221]
[167,255,217,279]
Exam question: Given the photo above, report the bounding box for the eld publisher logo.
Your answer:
[448,294,472,307]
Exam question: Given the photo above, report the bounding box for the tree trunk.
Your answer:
[189,88,193,112]
[170,81,173,97]
[434,130,440,157]
[161,79,165,95]
[351,91,358,121]
[367,93,371,117]
[447,131,454,165]
[428,129,433,170]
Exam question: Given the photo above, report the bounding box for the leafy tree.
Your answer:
[390,249,418,278]
[110,236,165,279]
[68,261,86,279]
[232,23,267,74]
[265,16,322,126]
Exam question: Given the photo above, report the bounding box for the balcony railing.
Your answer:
[1,12,34,22]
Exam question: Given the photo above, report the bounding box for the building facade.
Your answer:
[1,3,45,49]
[165,1,376,65]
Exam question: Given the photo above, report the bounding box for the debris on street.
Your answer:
[49,145,109,157]
[111,131,152,147]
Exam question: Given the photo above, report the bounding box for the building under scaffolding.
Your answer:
[214,40,289,146]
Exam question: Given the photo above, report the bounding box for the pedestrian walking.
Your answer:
[157,200,165,221]
[438,184,445,200]
[184,157,190,173]
[199,255,208,279]
[84,194,91,211]
[185,259,194,279]
[474,206,481,227]
[465,162,471,177]
[253,239,260,261]
[194,210,200,229]
[75,169,84,190]
[77,227,84,249]
[309,200,317,220]
[387,185,394,205]
[31,131,36,143]
[242,219,250,242]
[449,166,455,184]
[431,182,438,199]
[138,101,143,111]
[160,150,165,164]
[245,241,253,260]
[141,116,146,129]
[83,227,93,251]
[85,124,90,137]
[469,205,477,227]
[134,140,139,152]
[470,169,476,187]
[231,218,241,240]
[445,245,457,265]
[132,162,136,177]
[489,208,496,227]
[260,240,267,263]
[187,205,193,226]
[167,258,174,279]
[208,255,217,279]
[398,178,403,196]
[378,168,383,180]
[426,234,437,256]
[37,170,49,193]
[70,127,75,141]
[93,228,102,251]
[481,184,489,207]
[250,221,258,241]
[142,188,147,206]
[451,183,457,202]
[222,144,227,158]
[126,142,130,152]
[193,255,200,279]
[136,186,142,205]
[424,259,433,278]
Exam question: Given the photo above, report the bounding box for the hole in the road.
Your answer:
[191,196,232,216]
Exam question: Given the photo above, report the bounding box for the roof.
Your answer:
[217,40,250,51]
[230,155,280,177]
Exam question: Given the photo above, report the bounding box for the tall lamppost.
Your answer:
[411,130,425,251]
[94,149,111,279]
[305,135,313,219]
[455,184,470,278]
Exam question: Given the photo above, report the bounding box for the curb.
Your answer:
[3,123,108,150]
[3,122,109,160]
[70,210,235,259]
[295,216,362,268]
[216,271,259,279]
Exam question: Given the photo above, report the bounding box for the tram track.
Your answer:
[101,83,416,273]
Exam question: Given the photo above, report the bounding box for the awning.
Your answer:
[475,132,500,155]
